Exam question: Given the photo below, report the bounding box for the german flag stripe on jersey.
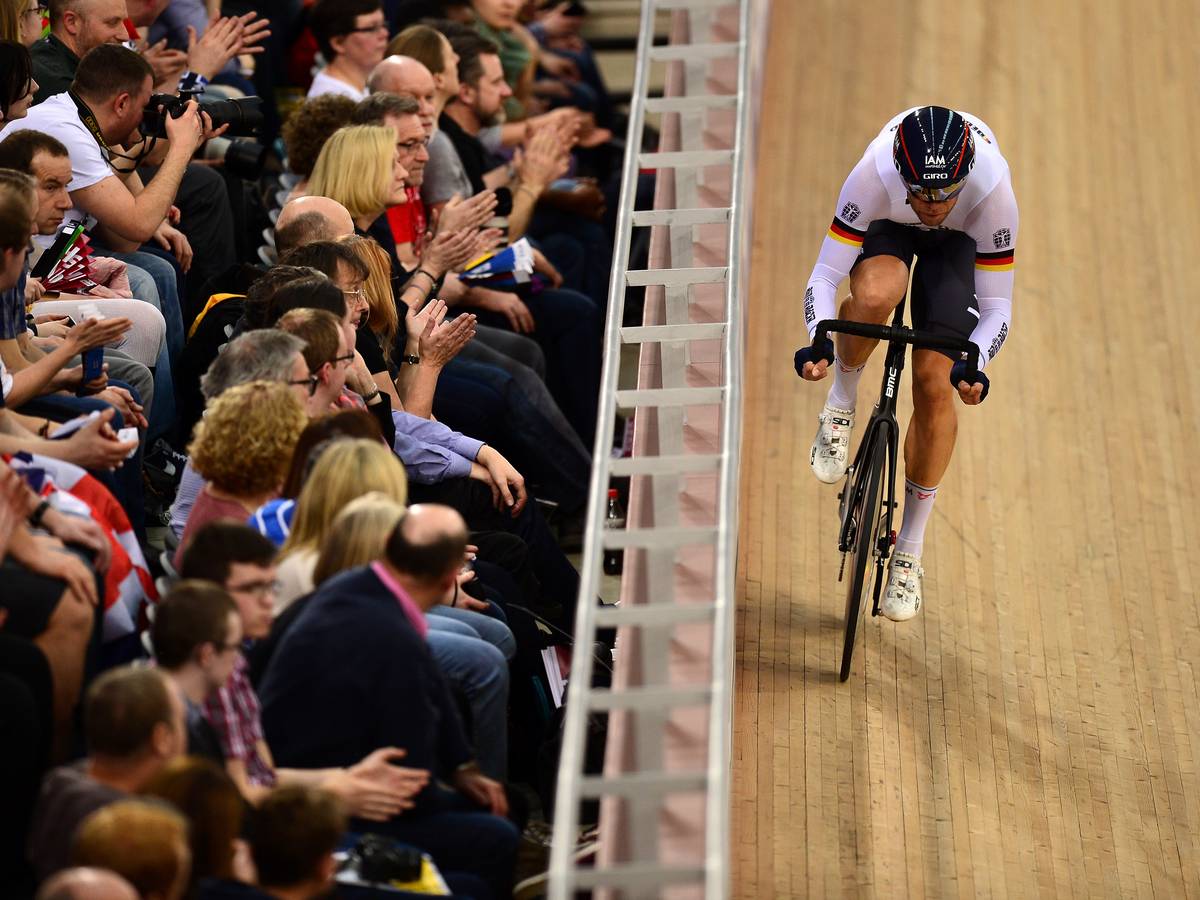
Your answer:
[827,218,866,247]
[975,249,1015,271]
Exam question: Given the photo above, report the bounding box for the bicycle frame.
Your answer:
[816,306,980,614]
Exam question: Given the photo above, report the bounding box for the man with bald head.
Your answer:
[259,503,520,898]
[273,196,355,257]
[369,55,437,135]
[36,867,138,900]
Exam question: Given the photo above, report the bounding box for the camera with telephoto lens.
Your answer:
[141,93,264,139]
[340,834,423,885]
[141,94,268,180]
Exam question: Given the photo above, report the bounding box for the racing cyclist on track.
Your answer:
[794,105,1018,621]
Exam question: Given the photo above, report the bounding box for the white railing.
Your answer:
[548,0,766,896]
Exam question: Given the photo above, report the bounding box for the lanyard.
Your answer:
[67,90,155,173]
[66,90,110,159]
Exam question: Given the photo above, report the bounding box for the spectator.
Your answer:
[367,54,436,133]
[278,94,357,201]
[244,785,344,900]
[0,129,171,438]
[313,491,515,776]
[0,463,107,766]
[27,666,186,882]
[72,799,191,900]
[273,306,363,413]
[389,24,476,208]
[0,43,213,359]
[307,0,388,102]
[175,520,430,818]
[0,38,38,122]
[276,437,406,610]
[177,380,308,563]
[28,4,241,322]
[35,868,139,900]
[272,196,354,258]
[150,580,242,763]
[170,329,320,542]
[260,504,519,898]
[0,0,48,47]
[141,756,251,893]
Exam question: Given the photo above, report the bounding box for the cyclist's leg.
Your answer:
[900,232,979,552]
[838,221,917,367]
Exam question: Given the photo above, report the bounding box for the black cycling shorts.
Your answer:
[851,219,979,357]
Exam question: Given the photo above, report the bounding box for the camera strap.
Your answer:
[67,90,157,173]
[67,90,110,158]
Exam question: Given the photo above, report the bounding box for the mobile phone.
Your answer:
[492,186,513,217]
[82,347,104,382]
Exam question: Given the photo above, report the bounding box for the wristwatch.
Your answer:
[400,353,420,366]
[29,498,51,529]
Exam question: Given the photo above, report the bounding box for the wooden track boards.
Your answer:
[733,1,1200,896]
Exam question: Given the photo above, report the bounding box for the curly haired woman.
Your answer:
[176,381,308,566]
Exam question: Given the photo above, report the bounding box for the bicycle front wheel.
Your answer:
[839,436,886,682]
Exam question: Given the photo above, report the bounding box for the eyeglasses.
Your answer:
[396,138,427,155]
[288,374,319,397]
[904,175,969,203]
[341,287,367,303]
[332,352,356,368]
[345,21,389,34]
[24,5,46,18]
[225,579,279,599]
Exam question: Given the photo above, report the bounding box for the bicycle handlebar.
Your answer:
[812,319,980,381]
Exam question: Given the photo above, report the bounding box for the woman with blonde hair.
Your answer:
[176,381,308,566]
[274,438,407,611]
[304,491,517,779]
[0,0,45,46]
[307,125,407,234]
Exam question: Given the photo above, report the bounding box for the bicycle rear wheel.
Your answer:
[839,436,886,682]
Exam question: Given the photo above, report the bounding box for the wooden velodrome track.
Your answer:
[732,0,1200,897]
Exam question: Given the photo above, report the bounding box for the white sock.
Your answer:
[895,479,938,557]
[826,354,865,412]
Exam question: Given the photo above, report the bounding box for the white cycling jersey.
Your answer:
[803,108,1019,369]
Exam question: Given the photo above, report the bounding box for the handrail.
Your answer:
[547,0,763,895]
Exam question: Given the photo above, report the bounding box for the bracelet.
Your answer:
[399,353,420,366]
[416,268,438,283]
[360,388,380,404]
[516,184,540,200]
[29,498,51,529]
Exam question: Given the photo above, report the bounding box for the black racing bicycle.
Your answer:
[809,304,979,681]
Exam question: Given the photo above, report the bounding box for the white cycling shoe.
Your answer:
[810,403,854,484]
[880,552,924,622]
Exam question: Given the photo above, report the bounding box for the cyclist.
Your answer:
[794,105,1018,621]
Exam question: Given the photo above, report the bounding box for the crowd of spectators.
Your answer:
[0,0,633,896]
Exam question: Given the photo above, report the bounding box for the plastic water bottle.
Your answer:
[603,488,625,575]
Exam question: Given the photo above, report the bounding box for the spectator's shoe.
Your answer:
[880,552,924,622]
[810,403,854,484]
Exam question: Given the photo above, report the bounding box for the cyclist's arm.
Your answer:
[803,156,890,339]
[965,177,1019,370]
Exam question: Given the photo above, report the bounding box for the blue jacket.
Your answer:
[258,565,473,810]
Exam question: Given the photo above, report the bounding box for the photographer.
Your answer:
[30,0,245,311]
[0,44,220,358]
